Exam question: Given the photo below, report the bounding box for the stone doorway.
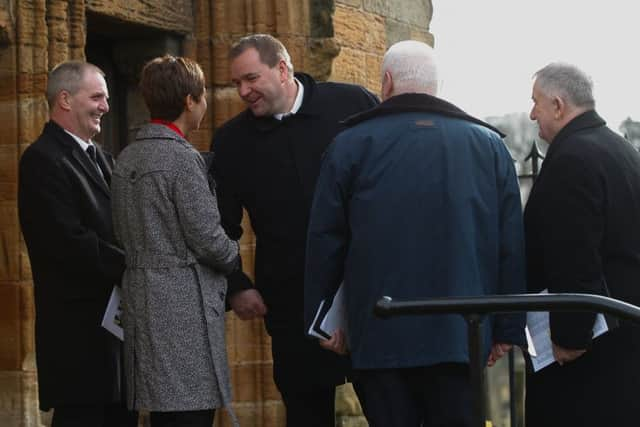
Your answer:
[85,12,183,156]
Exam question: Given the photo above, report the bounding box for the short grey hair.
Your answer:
[534,62,595,109]
[46,61,105,108]
[382,40,438,95]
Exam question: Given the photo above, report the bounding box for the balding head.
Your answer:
[381,40,438,100]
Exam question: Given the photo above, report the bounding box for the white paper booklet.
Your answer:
[308,282,347,340]
[526,289,608,372]
[101,286,124,341]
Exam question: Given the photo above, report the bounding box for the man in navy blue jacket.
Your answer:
[304,40,526,427]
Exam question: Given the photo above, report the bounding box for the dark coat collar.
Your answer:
[342,93,505,137]
[548,110,606,154]
[45,120,111,194]
[249,72,318,132]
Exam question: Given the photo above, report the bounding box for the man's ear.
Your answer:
[58,90,72,112]
[553,95,565,120]
[278,59,289,83]
[382,71,393,100]
[185,94,195,112]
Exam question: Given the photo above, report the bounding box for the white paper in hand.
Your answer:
[526,289,608,372]
[308,282,347,340]
[101,286,124,341]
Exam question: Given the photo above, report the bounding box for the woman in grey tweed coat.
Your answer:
[111,56,240,427]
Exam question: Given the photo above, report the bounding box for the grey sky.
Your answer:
[430,0,640,131]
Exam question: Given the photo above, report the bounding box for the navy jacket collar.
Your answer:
[342,93,505,137]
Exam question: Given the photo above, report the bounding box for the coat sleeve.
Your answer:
[173,150,239,274]
[493,140,527,346]
[304,140,349,333]
[539,152,604,349]
[211,130,255,296]
[18,146,125,288]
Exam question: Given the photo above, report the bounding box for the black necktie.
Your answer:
[86,145,102,175]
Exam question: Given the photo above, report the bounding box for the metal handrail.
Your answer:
[375,293,640,322]
[374,293,640,427]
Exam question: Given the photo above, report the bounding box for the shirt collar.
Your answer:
[274,77,304,120]
[64,129,94,152]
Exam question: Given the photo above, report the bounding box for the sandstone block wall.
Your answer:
[331,0,434,91]
[0,1,434,425]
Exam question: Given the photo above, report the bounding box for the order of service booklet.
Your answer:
[101,286,124,341]
[525,289,608,372]
[308,282,347,340]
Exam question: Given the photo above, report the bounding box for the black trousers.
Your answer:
[270,331,340,427]
[352,363,473,427]
[526,324,640,427]
[149,409,215,427]
[51,403,138,427]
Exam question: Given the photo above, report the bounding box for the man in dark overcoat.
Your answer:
[210,34,378,426]
[525,62,640,426]
[18,61,137,427]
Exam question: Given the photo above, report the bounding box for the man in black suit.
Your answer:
[18,61,137,427]
[211,34,378,426]
[524,62,640,427]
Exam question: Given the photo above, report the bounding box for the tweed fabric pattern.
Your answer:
[112,124,238,417]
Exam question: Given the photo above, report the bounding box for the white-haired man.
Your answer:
[525,62,640,427]
[304,40,526,427]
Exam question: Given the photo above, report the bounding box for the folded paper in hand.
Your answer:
[308,282,347,340]
[101,286,124,341]
[526,289,608,372]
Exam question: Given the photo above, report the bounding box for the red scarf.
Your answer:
[150,119,185,138]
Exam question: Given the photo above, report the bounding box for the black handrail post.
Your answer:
[509,349,517,427]
[464,313,486,427]
[375,293,640,427]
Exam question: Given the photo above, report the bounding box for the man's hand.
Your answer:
[229,289,267,320]
[487,343,513,367]
[319,328,348,355]
[552,343,586,365]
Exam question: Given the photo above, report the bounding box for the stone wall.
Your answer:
[0,1,434,425]
[331,0,433,90]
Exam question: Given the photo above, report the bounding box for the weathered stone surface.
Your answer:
[337,0,362,7]
[0,144,16,202]
[87,0,194,34]
[0,283,21,369]
[0,186,19,283]
[411,27,435,46]
[19,283,35,362]
[274,0,309,36]
[334,4,386,54]
[226,316,270,364]
[365,53,382,94]
[306,37,341,81]
[331,46,367,86]
[364,0,432,28]
[216,399,286,427]
[212,87,248,128]
[385,18,412,46]
[310,0,335,38]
